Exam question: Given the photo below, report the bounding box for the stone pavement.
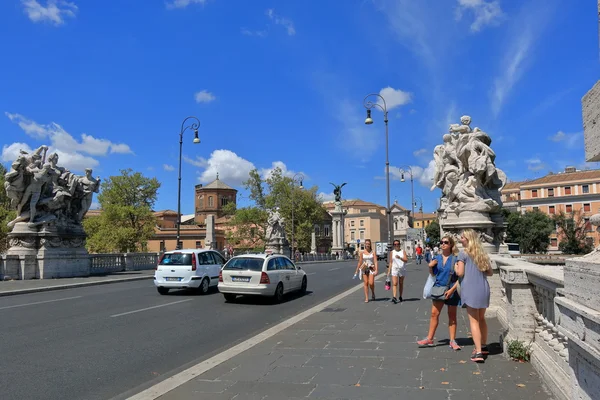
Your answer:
[157,263,552,400]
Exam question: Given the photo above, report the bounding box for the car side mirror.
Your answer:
[297,266,302,270]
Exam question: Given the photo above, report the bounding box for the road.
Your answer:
[0,260,363,400]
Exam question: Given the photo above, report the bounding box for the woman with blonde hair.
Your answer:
[417,235,462,351]
[456,229,493,363]
[354,239,378,303]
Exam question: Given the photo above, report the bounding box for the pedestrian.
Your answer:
[388,239,408,303]
[425,247,432,263]
[354,239,378,303]
[417,235,462,351]
[415,244,423,264]
[456,229,493,363]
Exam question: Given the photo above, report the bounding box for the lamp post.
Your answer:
[414,196,424,244]
[176,116,201,250]
[399,166,415,221]
[290,173,304,259]
[363,93,393,253]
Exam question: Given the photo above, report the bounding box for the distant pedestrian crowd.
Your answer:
[354,229,492,363]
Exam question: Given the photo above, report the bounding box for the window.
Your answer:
[549,205,555,214]
[224,257,263,271]
[198,252,212,265]
[160,253,192,265]
[360,209,368,213]
[566,204,573,213]
[532,189,538,198]
[324,225,330,237]
[177,241,183,249]
[585,218,592,232]
[351,221,355,227]
[550,238,558,247]
[583,185,590,194]
[198,197,204,208]
[548,188,554,197]
[267,258,277,271]
[360,231,365,240]
[208,196,214,207]
[584,203,591,212]
[211,252,225,265]
[221,197,228,206]
[586,237,594,247]
[195,241,202,248]
[533,206,539,211]
[275,257,288,270]
[315,225,321,236]
[160,241,166,252]
[351,231,355,240]
[565,186,572,195]
[394,220,398,230]
[360,220,364,227]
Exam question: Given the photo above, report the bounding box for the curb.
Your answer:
[0,275,154,297]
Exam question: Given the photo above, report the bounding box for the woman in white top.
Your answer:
[388,240,408,303]
[354,239,378,303]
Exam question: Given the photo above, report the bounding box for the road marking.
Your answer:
[127,275,384,400]
[0,295,82,310]
[307,272,317,275]
[111,299,193,318]
[328,267,340,271]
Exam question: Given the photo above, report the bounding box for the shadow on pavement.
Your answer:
[222,290,314,305]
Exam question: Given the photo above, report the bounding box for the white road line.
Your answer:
[127,275,384,400]
[328,267,340,271]
[0,296,82,311]
[307,272,317,275]
[111,299,193,318]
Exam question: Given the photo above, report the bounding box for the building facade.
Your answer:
[194,175,237,225]
[500,167,600,251]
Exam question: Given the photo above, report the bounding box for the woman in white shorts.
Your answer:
[388,240,408,303]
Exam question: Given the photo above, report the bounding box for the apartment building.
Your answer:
[500,167,600,251]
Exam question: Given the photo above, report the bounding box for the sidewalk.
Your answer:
[0,270,155,296]
[154,265,552,400]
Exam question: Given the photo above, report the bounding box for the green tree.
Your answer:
[83,169,160,253]
[425,220,441,245]
[0,164,16,254]
[553,211,594,255]
[227,167,327,252]
[503,209,554,254]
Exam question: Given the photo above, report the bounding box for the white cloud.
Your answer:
[183,155,208,168]
[318,192,335,202]
[377,87,412,111]
[258,161,307,181]
[526,158,547,172]
[413,148,428,157]
[1,143,33,163]
[163,164,175,172]
[194,90,216,104]
[166,0,207,9]
[5,112,49,139]
[266,9,295,36]
[389,162,435,188]
[548,131,566,142]
[491,0,553,117]
[455,0,504,32]
[241,28,267,37]
[548,130,582,149]
[22,0,77,26]
[109,143,133,154]
[195,149,256,186]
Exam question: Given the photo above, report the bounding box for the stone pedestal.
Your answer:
[310,232,317,254]
[439,210,508,254]
[205,214,217,250]
[5,222,90,279]
[265,237,290,255]
[330,201,347,254]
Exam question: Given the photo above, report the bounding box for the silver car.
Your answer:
[218,253,307,303]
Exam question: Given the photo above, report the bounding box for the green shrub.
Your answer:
[507,339,531,362]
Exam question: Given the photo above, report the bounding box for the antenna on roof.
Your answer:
[216,172,219,180]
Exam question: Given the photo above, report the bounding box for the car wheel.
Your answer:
[197,278,209,295]
[157,287,169,295]
[300,276,307,294]
[273,283,284,304]
[223,293,237,302]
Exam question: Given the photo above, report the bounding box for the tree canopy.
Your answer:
[0,164,16,254]
[83,169,160,253]
[226,167,327,252]
[553,210,594,255]
[503,208,554,254]
[425,220,441,246]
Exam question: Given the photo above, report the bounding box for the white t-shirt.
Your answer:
[391,249,406,269]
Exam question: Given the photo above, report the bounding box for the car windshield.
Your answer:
[160,253,193,265]
[223,257,263,271]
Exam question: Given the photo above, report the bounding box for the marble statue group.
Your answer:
[4,145,101,228]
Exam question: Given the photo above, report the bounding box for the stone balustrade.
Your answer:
[491,253,600,400]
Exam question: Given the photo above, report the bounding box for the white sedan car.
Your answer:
[218,253,307,303]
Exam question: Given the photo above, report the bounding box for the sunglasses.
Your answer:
[393,243,400,246]
[441,241,450,245]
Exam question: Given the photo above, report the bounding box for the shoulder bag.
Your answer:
[430,255,456,300]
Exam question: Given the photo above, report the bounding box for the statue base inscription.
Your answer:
[5,222,90,279]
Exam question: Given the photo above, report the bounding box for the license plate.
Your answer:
[165,277,181,282]
[232,277,250,283]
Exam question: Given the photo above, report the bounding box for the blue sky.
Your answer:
[1,0,598,215]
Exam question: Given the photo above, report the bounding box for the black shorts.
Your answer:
[364,267,375,276]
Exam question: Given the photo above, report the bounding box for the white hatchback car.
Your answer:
[154,249,226,295]
[218,253,307,303]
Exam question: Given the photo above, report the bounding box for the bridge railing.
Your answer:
[89,253,159,275]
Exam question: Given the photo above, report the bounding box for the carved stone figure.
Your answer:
[77,169,101,221]
[431,115,507,253]
[266,208,286,241]
[330,182,347,203]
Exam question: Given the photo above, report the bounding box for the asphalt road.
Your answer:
[0,260,368,400]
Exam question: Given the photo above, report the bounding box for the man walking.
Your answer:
[415,244,423,265]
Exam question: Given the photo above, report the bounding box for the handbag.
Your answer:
[430,255,456,300]
[423,274,435,299]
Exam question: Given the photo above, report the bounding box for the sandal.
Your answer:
[471,352,485,363]
[449,340,462,351]
[481,345,489,355]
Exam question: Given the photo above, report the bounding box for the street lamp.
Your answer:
[290,173,304,258]
[414,196,424,244]
[398,165,415,222]
[176,116,201,250]
[363,93,393,252]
